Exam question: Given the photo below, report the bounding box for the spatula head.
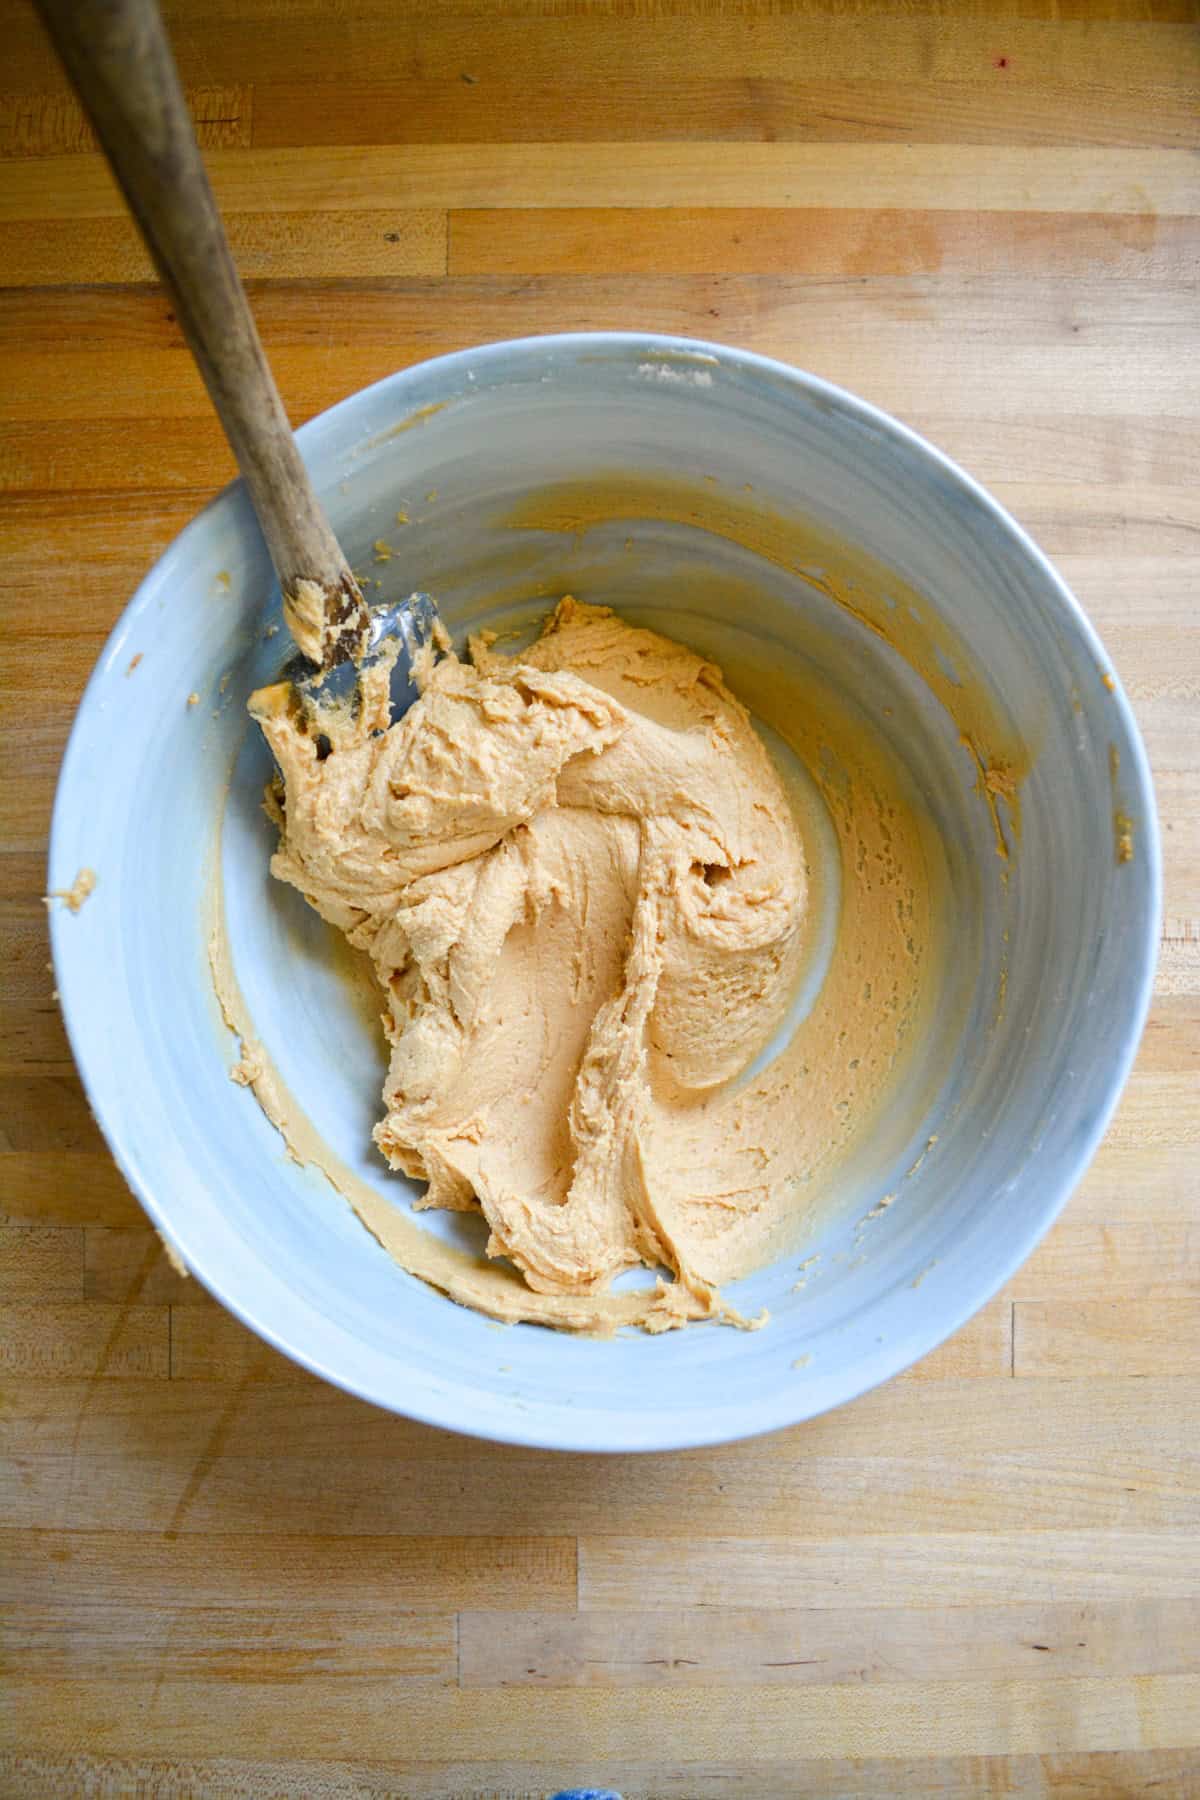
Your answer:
[282,589,441,720]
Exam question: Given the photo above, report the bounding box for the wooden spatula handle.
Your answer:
[34,0,368,668]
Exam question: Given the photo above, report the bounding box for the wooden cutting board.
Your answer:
[2,2,1198,1795]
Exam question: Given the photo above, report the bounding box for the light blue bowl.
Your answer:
[49,334,1159,1451]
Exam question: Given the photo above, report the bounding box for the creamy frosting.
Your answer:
[247,585,957,1330]
[252,598,821,1325]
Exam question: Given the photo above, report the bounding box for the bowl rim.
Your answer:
[49,330,1162,1452]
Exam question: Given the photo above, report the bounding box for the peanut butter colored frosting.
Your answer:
[248,597,941,1332]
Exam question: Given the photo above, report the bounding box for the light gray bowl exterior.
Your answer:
[49,333,1160,1452]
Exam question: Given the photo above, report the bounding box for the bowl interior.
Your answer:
[50,335,1158,1450]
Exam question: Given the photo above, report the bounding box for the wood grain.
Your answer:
[0,81,253,156]
[458,1597,1200,1687]
[578,1534,1200,1610]
[0,1300,170,1378]
[83,1226,196,1305]
[5,1376,1198,1539]
[1014,1300,1200,1377]
[2,0,1198,1793]
[3,1752,1200,1800]
[3,281,1197,432]
[0,1150,146,1224]
[5,1673,1200,1761]
[4,143,1198,220]
[0,208,448,285]
[450,207,1200,277]
[3,1750,1200,1800]
[0,1225,82,1301]
[5,1528,578,1612]
[4,1601,456,1684]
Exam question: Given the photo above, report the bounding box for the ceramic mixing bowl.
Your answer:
[49,333,1159,1451]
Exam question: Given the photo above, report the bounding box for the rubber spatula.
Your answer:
[34,0,436,695]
